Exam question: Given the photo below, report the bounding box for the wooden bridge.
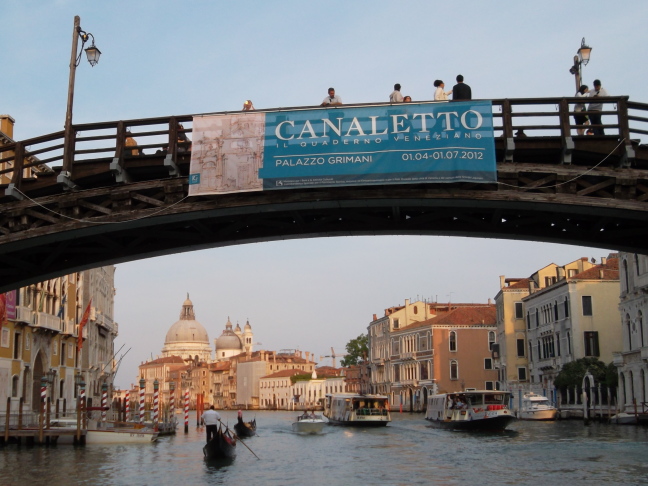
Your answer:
[0,96,647,292]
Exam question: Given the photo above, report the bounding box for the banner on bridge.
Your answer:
[189,101,496,196]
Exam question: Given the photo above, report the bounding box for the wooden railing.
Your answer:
[0,96,646,194]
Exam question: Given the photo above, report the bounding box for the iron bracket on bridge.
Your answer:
[110,158,132,183]
[164,154,179,177]
[4,183,24,201]
[562,137,574,164]
[57,171,79,190]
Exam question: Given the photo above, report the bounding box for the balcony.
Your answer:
[95,313,117,333]
[61,318,77,336]
[14,305,33,324]
[32,312,62,332]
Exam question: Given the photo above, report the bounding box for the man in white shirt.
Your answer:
[389,83,404,102]
[201,405,221,443]
[321,88,342,106]
[588,79,609,135]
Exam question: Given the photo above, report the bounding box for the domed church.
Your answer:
[215,317,254,360]
[161,294,212,362]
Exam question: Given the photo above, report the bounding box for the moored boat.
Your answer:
[203,424,237,459]
[517,393,557,421]
[234,417,256,438]
[85,427,158,444]
[292,412,326,434]
[425,390,515,431]
[323,394,391,426]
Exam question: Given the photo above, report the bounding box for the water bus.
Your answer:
[425,390,515,431]
[323,394,391,426]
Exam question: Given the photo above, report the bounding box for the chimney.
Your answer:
[499,275,506,289]
[601,257,607,265]
[405,299,410,306]
[557,267,565,280]
[0,115,15,140]
[599,269,605,279]
[305,351,309,361]
[373,314,377,321]
[529,281,536,293]
[488,298,492,305]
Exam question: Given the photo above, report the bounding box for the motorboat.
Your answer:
[610,412,639,424]
[517,393,557,421]
[425,390,515,431]
[323,394,391,426]
[292,413,326,434]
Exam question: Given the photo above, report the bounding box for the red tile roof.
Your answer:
[261,368,306,379]
[570,258,619,280]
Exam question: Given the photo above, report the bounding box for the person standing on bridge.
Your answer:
[433,80,452,100]
[574,85,590,135]
[389,83,404,102]
[321,88,343,107]
[588,79,608,135]
[452,75,472,101]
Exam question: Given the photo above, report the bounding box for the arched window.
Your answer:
[488,331,496,350]
[449,331,457,352]
[567,332,572,355]
[450,360,458,380]
[11,375,19,398]
[626,314,633,350]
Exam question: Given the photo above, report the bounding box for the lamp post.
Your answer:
[569,37,592,93]
[61,15,101,185]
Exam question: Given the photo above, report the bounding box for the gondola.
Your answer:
[234,417,257,438]
[203,423,237,459]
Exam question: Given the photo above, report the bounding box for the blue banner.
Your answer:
[259,101,496,189]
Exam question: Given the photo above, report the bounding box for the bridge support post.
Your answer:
[164,154,179,176]
[110,158,132,183]
[57,171,78,190]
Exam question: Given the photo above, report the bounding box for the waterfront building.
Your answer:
[209,360,232,409]
[368,299,497,411]
[138,356,185,409]
[0,266,116,417]
[523,256,621,396]
[214,317,254,360]
[614,252,648,412]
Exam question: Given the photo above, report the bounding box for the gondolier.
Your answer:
[201,406,221,443]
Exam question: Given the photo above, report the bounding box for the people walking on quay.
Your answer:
[574,84,590,135]
[433,80,452,100]
[201,405,221,443]
[389,83,404,102]
[452,75,472,100]
[321,87,343,106]
[588,79,608,135]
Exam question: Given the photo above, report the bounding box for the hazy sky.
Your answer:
[3,1,646,388]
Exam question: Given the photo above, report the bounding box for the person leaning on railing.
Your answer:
[574,85,590,135]
[588,79,608,135]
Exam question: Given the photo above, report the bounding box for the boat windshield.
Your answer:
[461,393,508,406]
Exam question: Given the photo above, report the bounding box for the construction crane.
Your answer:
[319,347,348,368]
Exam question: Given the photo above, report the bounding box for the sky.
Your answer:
[3,0,647,388]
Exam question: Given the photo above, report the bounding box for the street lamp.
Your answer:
[569,37,592,92]
[61,15,102,187]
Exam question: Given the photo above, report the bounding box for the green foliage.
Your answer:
[340,333,368,367]
[290,374,313,384]
[554,357,614,389]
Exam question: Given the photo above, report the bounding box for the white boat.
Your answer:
[323,394,391,426]
[292,413,326,434]
[85,427,158,444]
[610,412,638,425]
[517,393,557,421]
[425,390,515,431]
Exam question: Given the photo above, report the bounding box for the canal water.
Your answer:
[1,411,647,485]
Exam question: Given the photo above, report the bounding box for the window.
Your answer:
[584,331,600,357]
[393,318,400,329]
[526,312,531,330]
[623,259,629,292]
[568,269,577,277]
[488,331,496,351]
[13,332,21,359]
[535,309,539,327]
[554,302,559,321]
[517,337,525,357]
[450,360,458,380]
[564,298,570,318]
[515,302,523,319]
[485,381,495,390]
[449,331,457,352]
[12,376,19,397]
[518,367,527,381]
[567,331,572,355]
[1,329,11,348]
[484,358,493,370]
[582,296,593,316]
[556,332,561,357]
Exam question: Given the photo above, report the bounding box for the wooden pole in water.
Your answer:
[139,378,146,425]
[125,390,130,422]
[184,389,189,433]
[4,397,10,443]
[153,379,159,430]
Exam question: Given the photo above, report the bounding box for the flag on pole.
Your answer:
[57,294,67,319]
[77,299,92,352]
[38,286,46,312]
[0,293,7,334]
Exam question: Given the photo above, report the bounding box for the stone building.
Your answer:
[615,252,648,411]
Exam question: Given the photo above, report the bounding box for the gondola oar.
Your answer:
[220,420,260,460]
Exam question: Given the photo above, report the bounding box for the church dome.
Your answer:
[162,295,212,363]
[215,318,243,351]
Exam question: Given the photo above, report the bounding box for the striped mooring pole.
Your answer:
[184,389,189,434]
[101,383,108,423]
[139,378,146,424]
[169,382,175,417]
[41,377,48,418]
[153,379,159,429]
[125,390,130,422]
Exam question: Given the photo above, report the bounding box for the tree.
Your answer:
[554,357,611,389]
[340,333,368,367]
